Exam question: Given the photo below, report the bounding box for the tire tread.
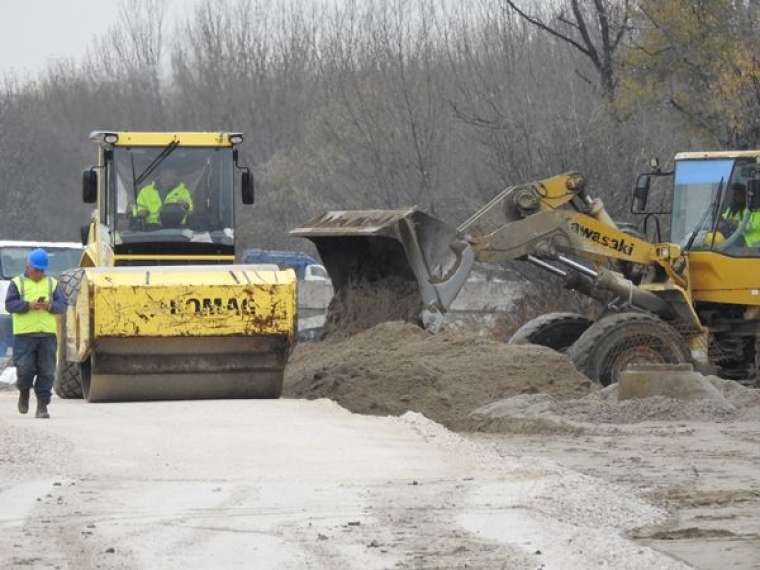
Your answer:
[567,312,689,384]
[53,269,85,399]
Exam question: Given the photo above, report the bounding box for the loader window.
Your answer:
[671,159,734,248]
[672,157,760,256]
[109,146,235,254]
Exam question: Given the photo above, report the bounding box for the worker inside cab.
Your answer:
[113,146,234,249]
[131,167,194,230]
[719,182,747,234]
[716,180,760,252]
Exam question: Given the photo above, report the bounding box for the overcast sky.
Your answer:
[0,1,186,79]
[0,0,550,79]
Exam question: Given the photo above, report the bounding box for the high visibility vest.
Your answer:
[11,276,58,335]
[745,211,760,247]
[164,183,194,223]
[722,207,745,223]
[134,183,162,224]
[134,182,193,225]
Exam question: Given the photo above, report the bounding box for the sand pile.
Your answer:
[284,321,594,429]
[466,374,760,432]
[323,278,422,338]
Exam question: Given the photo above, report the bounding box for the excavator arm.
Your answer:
[291,172,689,321]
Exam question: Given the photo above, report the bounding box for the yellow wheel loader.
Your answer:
[53,131,296,402]
[292,151,760,386]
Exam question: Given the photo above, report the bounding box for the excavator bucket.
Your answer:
[290,208,474,313]
[65,265,296,402]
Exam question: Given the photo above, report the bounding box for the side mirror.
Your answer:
[82,168,97,203]
[241,170,255,204]
[80,224,90,246]
[633,174,651,213]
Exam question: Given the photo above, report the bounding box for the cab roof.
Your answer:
[675,150,760,160]
[89,131,244,147]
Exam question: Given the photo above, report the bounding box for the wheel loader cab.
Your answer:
[671,154,760,257]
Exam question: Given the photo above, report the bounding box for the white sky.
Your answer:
[0,0,190,79]
[0,0,553,79]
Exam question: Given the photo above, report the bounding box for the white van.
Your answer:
[0,241,83,365]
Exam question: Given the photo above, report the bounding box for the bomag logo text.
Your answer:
[169,297,257,316]
[569,222,635,256]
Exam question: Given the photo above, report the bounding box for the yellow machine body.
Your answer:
[88,267,294,338]
[292,150,760,383]
[58,131,297,402]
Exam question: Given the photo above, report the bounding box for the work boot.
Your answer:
[17,389,30,414]
[35,401,50,419]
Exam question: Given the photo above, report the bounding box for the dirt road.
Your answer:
[0,394,687,570]
[475,420,760,570]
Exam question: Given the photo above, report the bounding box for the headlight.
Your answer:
[229,134,244,145]
[104,133,119,144]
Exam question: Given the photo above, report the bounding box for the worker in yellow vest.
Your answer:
[4,249,66,418]
[720,183,747,231]
[719,182,760,250]
[132,167,194,228]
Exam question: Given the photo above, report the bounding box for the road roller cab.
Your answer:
[54,131,297,402]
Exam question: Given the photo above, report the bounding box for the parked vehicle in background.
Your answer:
[0,241,83,365]
[241,248,330,282]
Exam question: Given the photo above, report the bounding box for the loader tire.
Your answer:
[567,312,690,386]
[508,312,593,353]
[53,269,85,399]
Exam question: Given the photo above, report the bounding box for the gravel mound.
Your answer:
[323,278,422,338]
[284,321,594,429]
[468,374,760,430]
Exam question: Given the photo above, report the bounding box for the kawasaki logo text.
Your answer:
[569,222,634,256]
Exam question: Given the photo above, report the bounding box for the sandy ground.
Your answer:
[473,420,760,569]
[0,393,690,570]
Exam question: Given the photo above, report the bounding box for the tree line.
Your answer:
[1,0,757,252]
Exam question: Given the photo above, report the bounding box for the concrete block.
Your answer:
[618,364,727,402]
[448,281,525,312]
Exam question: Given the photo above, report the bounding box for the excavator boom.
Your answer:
[292,172,686,325]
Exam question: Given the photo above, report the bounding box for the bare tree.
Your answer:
[0,0,705,248]
[503,0,632,100]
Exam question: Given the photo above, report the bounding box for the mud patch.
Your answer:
[652,489,760,508]
[284,321,593,430]
[633,527,738,540]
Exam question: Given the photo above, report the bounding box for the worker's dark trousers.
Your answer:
[13,334,57,405]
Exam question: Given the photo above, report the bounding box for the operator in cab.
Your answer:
[720,182,747,231]
[132,167,194,229]
[716,181,760,250]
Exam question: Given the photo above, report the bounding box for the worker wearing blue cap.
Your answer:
[4,248,66,418]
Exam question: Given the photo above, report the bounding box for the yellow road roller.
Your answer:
[54,131,296,402]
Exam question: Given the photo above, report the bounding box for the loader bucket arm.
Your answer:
[290,172,673,325]
[291,180,582,320]
[291,209,474,312]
